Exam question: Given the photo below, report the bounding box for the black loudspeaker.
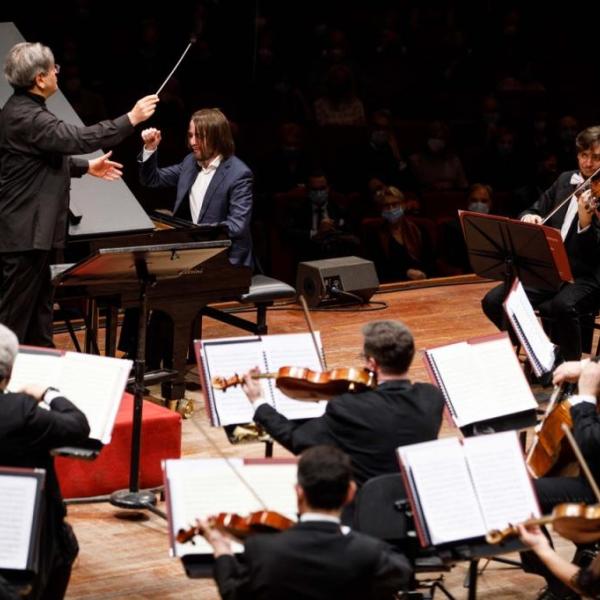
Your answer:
[296,256,379,307]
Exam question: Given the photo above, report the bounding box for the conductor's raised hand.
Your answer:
[141,128,162,151]
[241,367,265,406]
[128,94,159,126]
[88,151,123,181]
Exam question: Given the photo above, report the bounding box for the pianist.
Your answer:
[137,107,253,268]
[119,108,254,367]
[0,41,159,347]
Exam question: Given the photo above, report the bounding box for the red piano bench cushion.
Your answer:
[55,393,182,499]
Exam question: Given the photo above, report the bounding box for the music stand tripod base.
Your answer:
[110,489,166,519]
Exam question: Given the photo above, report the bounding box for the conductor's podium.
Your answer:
[56,393,182,499]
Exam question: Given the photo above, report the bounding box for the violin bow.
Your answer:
[188,415,269,510]
[541,166,600,225]
[561,423,600,503]
[298,294,327,371]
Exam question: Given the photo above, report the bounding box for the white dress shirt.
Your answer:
[141,148,221,223]
[189,155,222,223]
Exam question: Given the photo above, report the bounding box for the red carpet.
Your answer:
[56,393,181,498]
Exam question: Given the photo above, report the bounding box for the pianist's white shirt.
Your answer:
[142,149,222,223]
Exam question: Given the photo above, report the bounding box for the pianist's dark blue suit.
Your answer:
[139,151,253,267]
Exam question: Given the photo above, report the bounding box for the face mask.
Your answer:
[427,138,445,153]
[382,206,404,223]
[309,189,328,207]
[468,201,490,214]
[370,130,389,147]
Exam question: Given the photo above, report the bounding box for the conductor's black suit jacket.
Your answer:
[254,380,445,486]
[0,90,134,252]
[0,391,90,594]
[213,520,411,600]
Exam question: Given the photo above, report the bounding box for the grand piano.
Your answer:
[0,22,251,407]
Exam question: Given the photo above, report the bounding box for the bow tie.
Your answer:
[570,172,584,185]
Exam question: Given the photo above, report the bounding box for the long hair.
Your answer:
[190,108,235,158]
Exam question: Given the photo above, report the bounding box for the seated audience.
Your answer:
[362,186,432,282]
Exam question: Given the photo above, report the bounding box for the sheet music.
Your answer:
[201,338,268,426]
[7,351,61,392]
[398,438,486,545]
[200,333,329,426]
[57,353,130,443]
[262,333,327,419]
[7,348,130,444]
[425,336,536,426]
[504,280,555,376]
[0,475,38,570]
[463,432,540,532]
[165,458,297,557]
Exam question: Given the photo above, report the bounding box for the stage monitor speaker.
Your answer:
[296,256,379,308]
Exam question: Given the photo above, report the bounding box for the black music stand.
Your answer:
[460,210,573,301]
[54,241,230,516]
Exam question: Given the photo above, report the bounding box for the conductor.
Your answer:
[0,41,159,347]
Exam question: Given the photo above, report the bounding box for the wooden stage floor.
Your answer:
[60,278,575,599]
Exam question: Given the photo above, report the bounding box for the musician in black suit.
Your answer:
[0,42,158,346]
[241,320,445,488]
[0,323,90,599]
[481,126,600,361]
[512,358,600,600]
[200,445,411,600]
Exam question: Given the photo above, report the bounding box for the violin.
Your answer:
[212,366,377,401]
[486,503,600,545]
[176,510,295,544]
[526,386,576,479]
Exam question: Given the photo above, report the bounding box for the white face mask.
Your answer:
[468,201,490,214]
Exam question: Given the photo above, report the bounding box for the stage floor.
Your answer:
[60,278,575,599]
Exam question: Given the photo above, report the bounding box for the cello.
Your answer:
[526,385,576,478]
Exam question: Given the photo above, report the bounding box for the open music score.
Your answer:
[0,467,44,574]
[397,432,540,548]
[163,458,298,559]
[195,333,328,427]
[7,347,131,445]
[503,278,556,377]
[422,332,537,429]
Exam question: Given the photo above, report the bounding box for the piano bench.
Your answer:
[202,275,296,335]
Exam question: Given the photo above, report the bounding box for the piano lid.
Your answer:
[0,22,154,238]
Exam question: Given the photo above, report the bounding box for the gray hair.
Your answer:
[362,320,414,374]
[4,42,54,89]
[0,324,18,380]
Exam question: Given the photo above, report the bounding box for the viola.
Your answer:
[212,366,377,401]
[486,503,600,545]
[176,510,295,544]
[526,386,576,479]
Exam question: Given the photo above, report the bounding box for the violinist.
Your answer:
[482,126,600,361]
[199,445,411,600]
[518,523,600,599]
[522,360,600,600]
[240,320,444,489]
